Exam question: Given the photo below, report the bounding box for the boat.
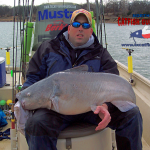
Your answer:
[0,0,150,150]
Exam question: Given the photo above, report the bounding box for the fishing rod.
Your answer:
[95,0,100,40]
[100,0,107,49]
[10,0,34,149]
[86,0,90,11]
[21,0,30,83]
[24,0,28,81]
[86,0,96,35]
[21,0,34,84]
[95,0,107,47]
[21,0,26,84]
[29,0,34,22]
[20,0,30,84]
[99,0,103,45]
[14,0,24,91]
[18,0,23,87]
[14,0,21,92]
[11,0,17,149]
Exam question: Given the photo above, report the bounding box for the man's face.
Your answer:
[68,14,93,47]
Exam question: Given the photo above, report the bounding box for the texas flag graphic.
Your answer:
[130,26,150,39]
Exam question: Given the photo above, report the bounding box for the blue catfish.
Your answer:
[16,65,136,115]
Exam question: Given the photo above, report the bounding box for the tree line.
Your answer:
[0,5,37,17]
[0,0,150,19]
[104,0,150,17]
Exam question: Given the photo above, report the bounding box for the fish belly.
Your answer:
[51,72,136,114]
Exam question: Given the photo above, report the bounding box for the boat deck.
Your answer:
[0,73,150,150]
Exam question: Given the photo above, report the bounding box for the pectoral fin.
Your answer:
[46,101,52,110]
[52,79,61,96]
[50,79,61,112]
[51,96,59,112]
[91,104,97,112]
[111,101,137,112]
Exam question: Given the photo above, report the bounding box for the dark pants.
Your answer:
[25,106,143,150]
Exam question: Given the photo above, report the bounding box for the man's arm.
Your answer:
[21,41,50,90]
[100,48,119,75]
[95,48,119,130]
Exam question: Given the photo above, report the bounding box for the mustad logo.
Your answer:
[38,9,73,21]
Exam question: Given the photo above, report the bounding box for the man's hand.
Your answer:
[94,103,111,131]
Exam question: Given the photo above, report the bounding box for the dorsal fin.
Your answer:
[64,65,88,72]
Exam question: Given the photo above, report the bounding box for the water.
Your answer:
[100,23,150,80]
[0,22,150,80]
[0,22,22,67]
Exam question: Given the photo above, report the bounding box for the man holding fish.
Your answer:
[19,9,143,150]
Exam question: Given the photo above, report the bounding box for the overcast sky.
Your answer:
[0,0,97,6]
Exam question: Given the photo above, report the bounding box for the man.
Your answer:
[22,9,143,150]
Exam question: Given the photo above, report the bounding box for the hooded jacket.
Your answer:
[23,25,119,89]
[21,25,120,112]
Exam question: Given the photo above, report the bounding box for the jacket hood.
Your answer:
[56,25,100,45]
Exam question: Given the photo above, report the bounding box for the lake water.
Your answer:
[0,22,150,80]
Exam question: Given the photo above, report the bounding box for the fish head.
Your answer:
[16,85,52,110]
[16,89,35,110]
[130,30,143,38]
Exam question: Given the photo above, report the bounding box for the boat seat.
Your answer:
[57,122,112,150]
[17,122,112,150]
[58,122,103,139]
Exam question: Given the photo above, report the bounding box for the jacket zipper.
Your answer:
[72,53,78,67]
[73,46,101,67]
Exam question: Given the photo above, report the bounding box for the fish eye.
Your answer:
[27,93,31,97]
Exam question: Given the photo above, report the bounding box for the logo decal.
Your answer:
[38,9,73,21]
[121,26,150,47]
[130,26,150,43]
[45,20,68,31]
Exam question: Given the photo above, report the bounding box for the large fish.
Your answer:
[16,65,136,115]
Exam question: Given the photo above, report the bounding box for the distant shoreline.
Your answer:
[0,16,118,23]
[0,16,36,22]
[2,16,148,24]
[0,19,118,24]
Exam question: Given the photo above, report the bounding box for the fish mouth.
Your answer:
[21,100,26,109]
[130,32,132,38]
[130,34,132,38]
[16,92,21,100]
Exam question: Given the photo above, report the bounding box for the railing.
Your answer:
[116,60,150,146]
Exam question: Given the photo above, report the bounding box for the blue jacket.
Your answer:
[22,26,119,89]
